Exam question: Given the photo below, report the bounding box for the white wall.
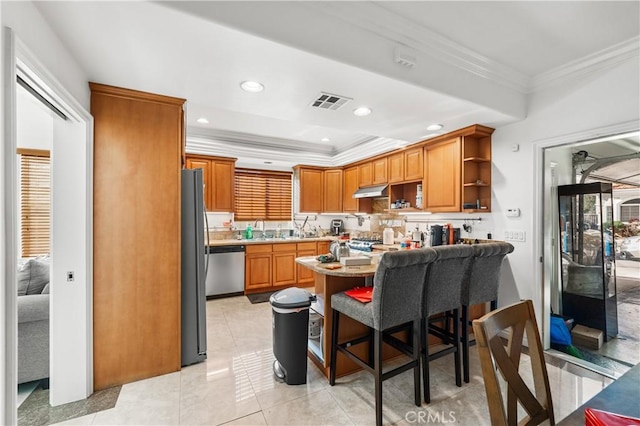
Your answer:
[491,57,640,323]
[17,86,53,150]
[2,0,92,408]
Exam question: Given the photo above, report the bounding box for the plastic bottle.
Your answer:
[245,225,253,239]
[383,227,394,245]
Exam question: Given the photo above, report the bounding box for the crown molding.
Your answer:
[308,2,531,94]
[530,36,640,93]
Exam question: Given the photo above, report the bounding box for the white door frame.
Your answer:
[533,120,640,349]
[3,26,94,415]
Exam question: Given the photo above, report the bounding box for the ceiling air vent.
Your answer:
[310,92,352,110]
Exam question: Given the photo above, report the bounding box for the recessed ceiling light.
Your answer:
[427,124,443,131]
[264,161,272,164]
[196,117,209,124]
[353,106,372,116]
[321,137,330,142]
[240,81,264,93]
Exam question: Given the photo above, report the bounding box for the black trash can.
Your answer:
[270,287,315,385]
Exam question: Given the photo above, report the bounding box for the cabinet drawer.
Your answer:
[297,242,317,251]
[246,244,273,254]
[272,243,297,252]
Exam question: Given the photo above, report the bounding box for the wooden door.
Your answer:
[185,158,212,211]
[372,157,388,184]
[91,83,184,390]
[358,162,372,187]
[299,168,324,213]
[273,243,297,287]
[323,169,343,212]
[424,138,461,212]
[211,160,234,212]
[404,147,424,181]
[342,166,359,212]
[388,152,404,183]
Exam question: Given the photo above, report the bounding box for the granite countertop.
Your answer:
[208,236,335,247]
[295,256,378,277]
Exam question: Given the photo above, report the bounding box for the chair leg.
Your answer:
[453,309,461,387]
[412,319,421,406]
[421,318,430,403]
[461,305,470,383]
[329,309,340,386]
[374,329,383,426]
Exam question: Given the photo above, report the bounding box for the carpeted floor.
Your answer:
[18,382,120,426]
[246,291,277,304]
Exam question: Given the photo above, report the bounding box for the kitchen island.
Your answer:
[296,256,402,379]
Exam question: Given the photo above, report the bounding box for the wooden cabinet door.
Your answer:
[317,241,330,255]
[342,166,359,212]
[372,157,388,184]
[424,138,461,212]
[323,169,343,212]
[388,152,404,183]
[185,158,212,210]
[211,160,234,212]
[273,252,297,286]
[404,147,424,181]
[299,168,324,213]
[296,249,316,285]
[358,162,372,187]
[245,254,272,291]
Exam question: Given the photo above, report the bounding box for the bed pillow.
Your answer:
[17,259,50,296]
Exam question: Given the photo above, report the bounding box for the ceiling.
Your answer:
[572,134,640,187]
[33,1,640,169]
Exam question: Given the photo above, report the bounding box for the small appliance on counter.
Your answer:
[331,219,344,236]
[430,225,444,246]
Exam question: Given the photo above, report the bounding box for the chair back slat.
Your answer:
[424,245,474,316]
[473,300,555,426]
[373,248,437,330]
[464,242,514,306]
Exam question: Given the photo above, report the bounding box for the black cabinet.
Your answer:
[558,183,617,341]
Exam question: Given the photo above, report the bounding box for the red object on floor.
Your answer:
[585,408,640,426]
[344,287,373,303]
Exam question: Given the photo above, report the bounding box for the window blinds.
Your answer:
[18,149,51,257]
[234,169,292,221]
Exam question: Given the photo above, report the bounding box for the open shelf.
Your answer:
[463,157,491,163]
[463,183,490,187]
[308,337,324,363]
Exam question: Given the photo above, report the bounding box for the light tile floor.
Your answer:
[54,295,616,425]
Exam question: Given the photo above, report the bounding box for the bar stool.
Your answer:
[460,242,514,383]
[329,248,438,426]
[421,244,474,403]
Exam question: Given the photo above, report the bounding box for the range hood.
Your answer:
[353,184,388,199]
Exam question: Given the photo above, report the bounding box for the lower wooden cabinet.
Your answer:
[245,241,329,293]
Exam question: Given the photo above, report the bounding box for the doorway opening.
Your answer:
[544,132,640,376]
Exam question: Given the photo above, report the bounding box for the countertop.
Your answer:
[207,236,335,247]
[295,256,378,277]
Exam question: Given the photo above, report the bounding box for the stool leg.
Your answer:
[329,309,340,386]
[412,319,421,406]
[453,308,461,387]
[374,329,383,426]
[462,305,470,383]
[421,318,430,403]
[490,300,497,311]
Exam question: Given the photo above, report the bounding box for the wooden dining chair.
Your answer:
[472,300,555,426]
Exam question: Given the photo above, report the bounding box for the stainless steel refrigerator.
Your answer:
[181,169,207,366]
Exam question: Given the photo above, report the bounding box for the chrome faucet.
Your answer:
[254,218,265,231]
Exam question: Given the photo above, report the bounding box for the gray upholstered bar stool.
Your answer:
[460,241,514,383]
[421,244,474,403]
[329,248,438,426]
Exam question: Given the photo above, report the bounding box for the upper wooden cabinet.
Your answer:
[342,166,359,213]
[90,83,184,390]
[185,155,236,212]
[296,166,324,213]
[424,138,461,212]
[372,157,388,184]
[323,169,343,213]
[387,147,423,183]
[358,162,373,187]
[404,147,424,181]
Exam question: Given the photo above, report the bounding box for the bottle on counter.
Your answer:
[383,227,394,245]
[245,225,253,239]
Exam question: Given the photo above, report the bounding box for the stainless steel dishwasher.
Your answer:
[206,245,245,298]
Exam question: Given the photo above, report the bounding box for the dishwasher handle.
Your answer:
[208,245,246,254]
